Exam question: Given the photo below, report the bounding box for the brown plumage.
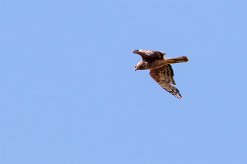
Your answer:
[133,49,189,99]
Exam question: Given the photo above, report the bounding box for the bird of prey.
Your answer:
[133,49,189,99]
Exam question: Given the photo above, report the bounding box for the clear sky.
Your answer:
[0,0,246,164]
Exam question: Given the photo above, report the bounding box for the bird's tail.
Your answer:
[166,56,189,64]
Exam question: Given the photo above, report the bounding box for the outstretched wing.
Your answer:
[133,50,165,61]
[149,65,182,99]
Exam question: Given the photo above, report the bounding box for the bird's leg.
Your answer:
[149,56,189,69]
[165,56,189,64]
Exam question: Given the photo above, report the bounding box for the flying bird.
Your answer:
[133,49,189,99]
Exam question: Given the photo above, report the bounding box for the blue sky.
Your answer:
[0,0,246,163]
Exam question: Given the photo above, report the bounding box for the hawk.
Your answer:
[133,49,189,99]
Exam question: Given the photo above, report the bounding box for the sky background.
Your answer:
[0,0,246,164]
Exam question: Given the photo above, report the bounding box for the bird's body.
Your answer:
[133,49,189,99]
[135,57,188,70]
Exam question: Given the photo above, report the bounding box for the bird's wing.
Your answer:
[136,50,165,60]
[149,65,182,99]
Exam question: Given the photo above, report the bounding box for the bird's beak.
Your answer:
[134,67,137,71]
